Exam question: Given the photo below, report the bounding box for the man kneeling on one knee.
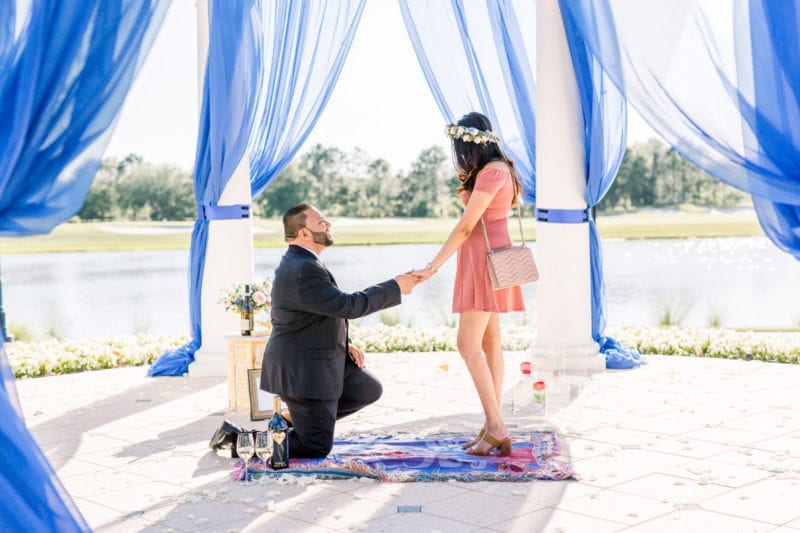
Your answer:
[259,204,419,458]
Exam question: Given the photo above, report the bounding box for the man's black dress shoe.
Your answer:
[209,420,244,458]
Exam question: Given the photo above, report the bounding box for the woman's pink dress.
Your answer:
[452,167,526,313]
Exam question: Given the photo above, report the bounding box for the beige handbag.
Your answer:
[481,177,539,290]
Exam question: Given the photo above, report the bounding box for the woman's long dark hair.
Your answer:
[451,112,522,206]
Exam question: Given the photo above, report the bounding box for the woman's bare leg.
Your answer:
[481,313,504,406]
[457,311,507,451]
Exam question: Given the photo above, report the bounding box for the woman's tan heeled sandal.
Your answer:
[466,432,512,456]
[461,429,486,449]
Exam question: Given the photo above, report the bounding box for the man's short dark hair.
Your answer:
[283,203,313,241]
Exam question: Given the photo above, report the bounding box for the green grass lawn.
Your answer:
[0,207,763,254]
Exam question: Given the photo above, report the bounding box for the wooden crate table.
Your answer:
[225,332,269,411]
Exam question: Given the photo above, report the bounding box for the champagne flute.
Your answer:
[237,431,254,485]
[254,432,270,484]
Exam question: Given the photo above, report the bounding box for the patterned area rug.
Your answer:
[230,431,574,482]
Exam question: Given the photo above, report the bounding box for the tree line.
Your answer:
[78,139,748,221]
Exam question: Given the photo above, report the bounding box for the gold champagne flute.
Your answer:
[255,431,270,484]
[237,431,254,485]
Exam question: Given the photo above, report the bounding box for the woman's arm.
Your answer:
[418,162,513,279]
[414,188,494,281]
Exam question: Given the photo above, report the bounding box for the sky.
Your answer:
[105,0,657,173]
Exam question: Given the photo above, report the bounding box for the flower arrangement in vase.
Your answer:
[218,278,272,332]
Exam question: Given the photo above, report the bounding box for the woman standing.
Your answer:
[414,112,525,456]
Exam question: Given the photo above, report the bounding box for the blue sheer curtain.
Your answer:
[149,0,365,376]
[148,0,262,376]
[0,1,167,236]
[566,0,800,261]
[249,0,365,196]
[741,1,800,258]
[398,0,537,202]
[0,1,167,529]
[560,0,645,368]
[401,0,642,368]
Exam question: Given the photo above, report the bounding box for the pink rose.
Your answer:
[253,291,267,305]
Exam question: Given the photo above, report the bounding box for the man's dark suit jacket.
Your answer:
[260,245,401,401]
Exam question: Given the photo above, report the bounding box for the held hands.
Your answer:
[394,273,420,294]
[408,267,435,283]
[394,266,436,294]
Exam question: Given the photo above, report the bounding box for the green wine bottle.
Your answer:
[241,284,254,336]
[268,396,289,470]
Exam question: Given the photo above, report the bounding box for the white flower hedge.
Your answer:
[349,324,534,352]
[5,334,190,378]
[608,326,800,363]
[4,325,798,379]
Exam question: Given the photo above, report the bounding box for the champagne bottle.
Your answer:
[241,284,254,336]
[268,396,289,470]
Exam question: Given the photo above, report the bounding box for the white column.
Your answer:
[190,0,255,377]
[531,0,604,378]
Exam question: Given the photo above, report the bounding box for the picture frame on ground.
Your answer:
[247,368,282,421]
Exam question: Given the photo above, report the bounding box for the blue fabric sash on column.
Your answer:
[197,204,251,221]
[535,208,590,223]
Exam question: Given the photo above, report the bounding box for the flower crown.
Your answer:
[445,124,499,145]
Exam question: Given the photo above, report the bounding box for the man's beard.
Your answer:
[309,228,333,247]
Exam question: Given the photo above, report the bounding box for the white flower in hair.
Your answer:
[444,122,500,145]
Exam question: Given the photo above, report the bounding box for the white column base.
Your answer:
[529,340,605,377]
[187,349,228,378]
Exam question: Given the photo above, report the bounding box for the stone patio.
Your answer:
[16,351,800,532]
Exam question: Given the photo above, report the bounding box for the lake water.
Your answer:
[3,237,799,339]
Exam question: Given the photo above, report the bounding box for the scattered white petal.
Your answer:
[333,510,344,519]
[194,518,210,526]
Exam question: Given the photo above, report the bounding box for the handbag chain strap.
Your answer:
[480,172,525,255]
